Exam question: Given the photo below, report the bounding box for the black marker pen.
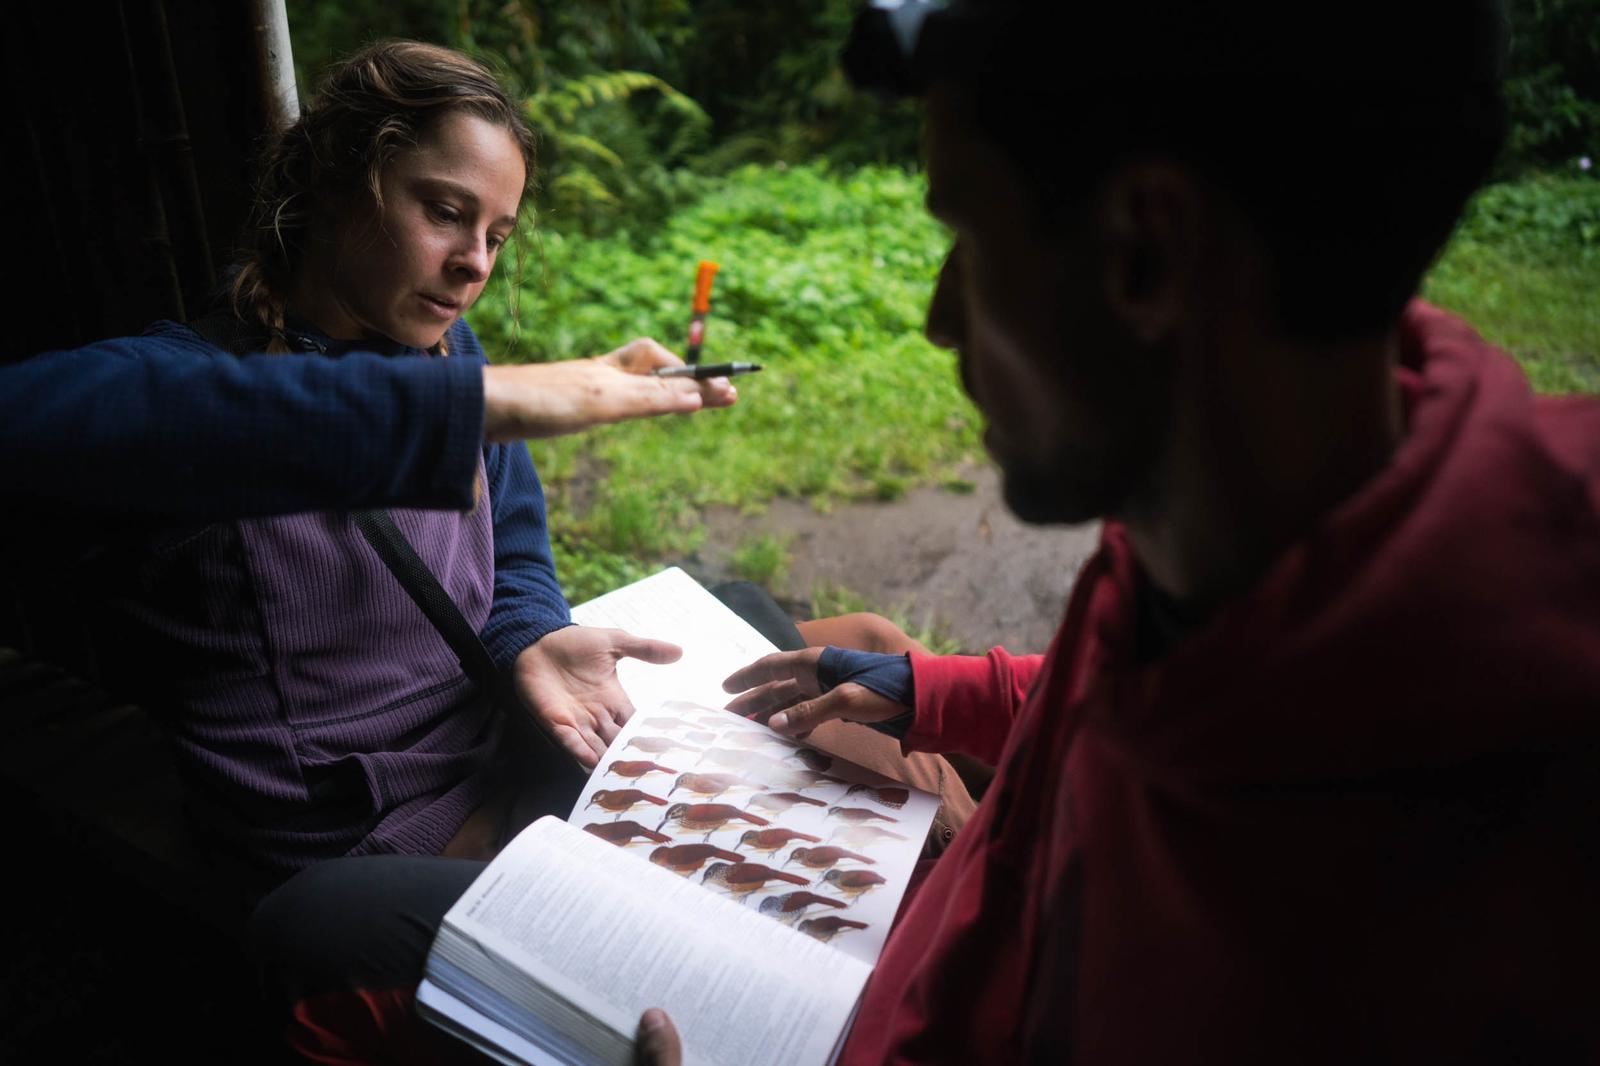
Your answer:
[650,362,763,380]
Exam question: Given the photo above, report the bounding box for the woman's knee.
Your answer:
[797,612,927,655]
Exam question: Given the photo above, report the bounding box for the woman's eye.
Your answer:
[428,203,460,224]
[487,234,506,252]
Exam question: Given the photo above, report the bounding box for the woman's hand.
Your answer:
[722,648,909,739]
[510,625,683,767]
[483,338,736,441]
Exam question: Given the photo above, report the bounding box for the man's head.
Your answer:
[849,1,1508,524]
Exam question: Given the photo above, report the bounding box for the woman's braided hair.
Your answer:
[229,40,537,353]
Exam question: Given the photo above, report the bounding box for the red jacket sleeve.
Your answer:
[904,647,1045,764]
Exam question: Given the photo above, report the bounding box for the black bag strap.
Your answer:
[348,505,582,771]
[347,509,503,697]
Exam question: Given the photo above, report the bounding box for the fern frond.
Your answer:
[556,133,625,170]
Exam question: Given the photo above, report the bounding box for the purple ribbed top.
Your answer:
[116,484,500,883]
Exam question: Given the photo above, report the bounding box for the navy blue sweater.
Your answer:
[4,319,484,520]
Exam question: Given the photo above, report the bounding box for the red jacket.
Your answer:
[842,303,1600,1064]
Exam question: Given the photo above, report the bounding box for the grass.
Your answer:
[466,167,1599,605]
[729,533,792,593]
[1422,175,1600,393]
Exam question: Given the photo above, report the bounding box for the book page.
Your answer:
[439,816,870,1066]
[567,568,939,966]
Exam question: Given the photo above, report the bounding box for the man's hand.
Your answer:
[635,1008,681,1066]
[511,626,683,768]
[723,648,908,739]
[483,338,737,442]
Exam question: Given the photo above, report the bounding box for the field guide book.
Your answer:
[417,568,938,1066]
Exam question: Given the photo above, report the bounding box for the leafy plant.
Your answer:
[1423,174,1600,393]
[524,70,710,233]
[729,534,793,593]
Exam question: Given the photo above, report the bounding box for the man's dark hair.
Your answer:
[849,1,1509,342]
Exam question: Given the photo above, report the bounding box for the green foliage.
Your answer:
[1449,173,1600,258]
[1499,0,1600,175]
[1503,66,1600,173]
[729,534,793,593]
[286,0,712,234]
[1424,174,1600,393]
[523,70,711,233]
[678,0,922,168]
[550,535,654,608]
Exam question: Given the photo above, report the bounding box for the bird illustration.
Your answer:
[625,735,700,756]
[649,843,743,876]
[757,891,849,924]
[844,784,911,810]
[785,748,834,773]
[683,730,717,745]
[669,771,763,799]
[821,868,888,899]
[639,716,688,731]
[737,827,823,854]
[748,791,828,815]
[606,759,678,781]
[826,805,899,824]
[584,788,669,820]
[693,747,776,772]
[798,916,870,942]
[827,825,909,848]
[583,820,671,847]
[656,802,769,841]
[784,846,877,872]
[659,700,713,716]
[701,861,809,901]
[694,713,740,730]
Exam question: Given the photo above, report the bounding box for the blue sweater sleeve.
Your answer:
[3,321,484,521]
[447,321,574,670]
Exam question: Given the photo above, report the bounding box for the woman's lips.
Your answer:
[420,293,460,318]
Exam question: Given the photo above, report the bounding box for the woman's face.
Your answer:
[308,111,525,349]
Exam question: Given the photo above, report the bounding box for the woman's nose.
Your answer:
[451,236,492,282]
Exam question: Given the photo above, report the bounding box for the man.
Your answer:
[645,0,1600,1062]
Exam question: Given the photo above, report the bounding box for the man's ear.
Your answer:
[1098,162,1202,346]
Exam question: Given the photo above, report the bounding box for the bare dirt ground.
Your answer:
[680,462,1101,655]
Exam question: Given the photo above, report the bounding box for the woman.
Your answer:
[91,39,736,891]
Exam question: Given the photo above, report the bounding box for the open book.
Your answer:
[418,568,937,1066]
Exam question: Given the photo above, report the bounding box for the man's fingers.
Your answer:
[768,692,850,737]
[769,683,904,736]
[636,1008,682,1066]
[722,649,822,694]
[723,678,807,719]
